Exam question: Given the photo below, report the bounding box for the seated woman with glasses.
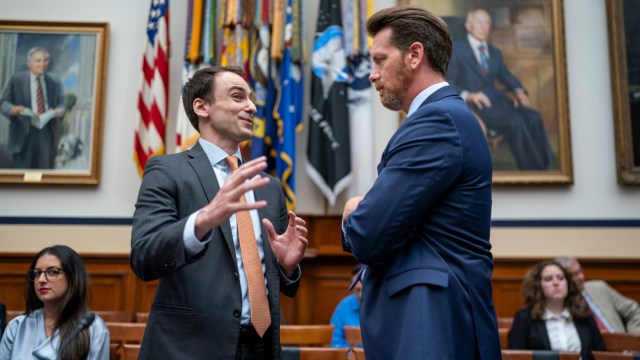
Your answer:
[0,245,110,360]
[508,259,606,359]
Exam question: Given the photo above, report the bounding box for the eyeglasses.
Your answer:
[28,266,64,281]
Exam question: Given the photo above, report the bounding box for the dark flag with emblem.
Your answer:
[306,0,351,206]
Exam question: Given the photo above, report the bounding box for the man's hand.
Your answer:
[10,105,25,116]
[263,211,308,278]
[194,156,269,239]
[513,89,530,108]
[466,92,492,110]
[54,107,65,117]
[343,195,365,222]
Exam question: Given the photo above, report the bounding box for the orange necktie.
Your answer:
[226,156,271,337]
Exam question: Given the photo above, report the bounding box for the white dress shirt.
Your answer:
[544,308,581,353]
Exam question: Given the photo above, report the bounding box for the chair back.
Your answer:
[592,351,640,360]
[351,347,366,360]
[501,349,581,360]
[343,326,362,348]
[499,328,509,349]
[282,346,350,360]
[105,322,146,344]
[122,344,141,360]
[135,312,149,323]
[94,310,133,322]
[602,332,640,352]
[280,325,335,347]
[498,317,514,329]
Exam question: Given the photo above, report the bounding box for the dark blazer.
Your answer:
[0,71,65,154]
[343,86,501,359]
[131,142,299,360]
[508,309,606,359]
[447,39,523,102]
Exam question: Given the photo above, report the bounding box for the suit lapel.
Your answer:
[187,142,236,258]
[460,40,486,79]
[532,320,552,349]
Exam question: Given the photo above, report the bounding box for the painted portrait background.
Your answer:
[401,0,572,184]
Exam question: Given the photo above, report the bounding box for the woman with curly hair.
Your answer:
[508,259,605,359]
[0,245,110,359]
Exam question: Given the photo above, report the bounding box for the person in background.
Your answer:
[0,47,66,169]
[508,259,605,359]
[0,302,5,338]
[329,263,363,348]
[0,245,110,360]
[342,5,501,359]
[556,256,640,334]
[130,65,308,359]
[447,9,554,170]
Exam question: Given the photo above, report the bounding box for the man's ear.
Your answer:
[193,98,208,118]
[407,42,425,70]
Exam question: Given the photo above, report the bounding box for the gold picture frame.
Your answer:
[0,21,109,184]
[606,0,640,184]
[399,0,572,184]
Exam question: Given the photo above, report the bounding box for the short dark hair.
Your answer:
[181,65,244,132]
[26,245,91,359]
[366,5,452,77]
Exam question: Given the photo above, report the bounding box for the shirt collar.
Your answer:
[407,82,449,117]
[467,34,486,50]
[198,138,242,168]
[543,307,572,321]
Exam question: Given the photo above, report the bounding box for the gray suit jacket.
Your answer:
[0,71,65,153]
[585,280,640,334]
[130,142,299,359]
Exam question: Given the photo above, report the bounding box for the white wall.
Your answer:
[0,0,639,255]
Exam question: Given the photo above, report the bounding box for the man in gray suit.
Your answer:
[131,66,308,359]
[556,256,640,334]
[0,47,65,169]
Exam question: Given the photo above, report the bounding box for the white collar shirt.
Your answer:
[543,308,581,353]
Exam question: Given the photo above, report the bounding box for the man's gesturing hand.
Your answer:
[263,211,308,278]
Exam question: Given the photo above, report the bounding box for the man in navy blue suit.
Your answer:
[342,5,501,359]
[447,9,554,170]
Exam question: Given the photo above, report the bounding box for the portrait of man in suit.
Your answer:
[0,27,105,177]
[0,47,65,169]
[447,8,555,171]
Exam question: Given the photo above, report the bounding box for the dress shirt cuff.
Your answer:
[460,90,469,100]
[279,263,301,283]
[183,210,211,256]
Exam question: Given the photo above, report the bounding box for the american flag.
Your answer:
[134,0,170,176]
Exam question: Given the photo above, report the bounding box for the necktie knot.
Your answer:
[225,156,239,172]
[479,44,485,52]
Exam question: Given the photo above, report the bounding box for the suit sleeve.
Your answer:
[508,310,530,350]
[0,76,17,116]
[130,156,191,281]
[271,177,300,297]
[492,49,524,92]
[607,283,640,334]
[344,105,462,265]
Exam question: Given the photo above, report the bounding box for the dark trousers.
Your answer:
[13,125,55,169]
[475,95,555,170]
[236,325,274,360]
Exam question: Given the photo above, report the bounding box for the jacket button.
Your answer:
[233,309,241,317]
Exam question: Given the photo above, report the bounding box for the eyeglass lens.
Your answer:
[29,267,62,281]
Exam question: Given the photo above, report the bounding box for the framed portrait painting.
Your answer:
[606,0,640,184]
[399,0,572,184]
[0,21,109,184]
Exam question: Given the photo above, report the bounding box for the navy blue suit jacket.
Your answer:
[343,86,501,359]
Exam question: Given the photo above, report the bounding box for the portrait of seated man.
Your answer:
[447,8,555,171]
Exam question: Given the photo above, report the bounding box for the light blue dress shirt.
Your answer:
[0,308,110,360]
